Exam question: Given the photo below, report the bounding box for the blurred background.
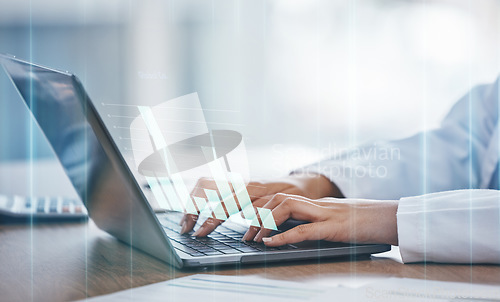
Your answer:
[1,0,499,177]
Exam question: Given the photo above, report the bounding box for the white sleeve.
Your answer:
[397,189,500,263]
[295,77,500,200]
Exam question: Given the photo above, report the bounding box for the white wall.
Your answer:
[1,0,499,172]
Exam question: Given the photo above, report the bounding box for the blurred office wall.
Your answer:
[0,0,499,172]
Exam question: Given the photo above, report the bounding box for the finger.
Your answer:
[193,217,222,237]
[180,214,198,234]
[189,177,241,233]
[184,178,225,234]
[243,193,305,241]
[190,177,218,196]
[262,222,329,247]
[245,181,299,202]
[242,193,294,241]
[254,197,328,242]
[242,225,260,242]
[250,188,313,206]
[245,181,277,201]
[179,214,187,226]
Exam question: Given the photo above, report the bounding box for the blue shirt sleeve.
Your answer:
[296,77,500,199]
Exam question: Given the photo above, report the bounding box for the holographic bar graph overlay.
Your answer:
[203,189,228,220]
[162,150,196,214]
[137,106,167,150]
[138,106,196,214]
[257,207,278,230]
[193,196,208,213]
[228,172,260,227]
[156,179,186,212]
[185,196,198,214]
[136,103,278,230]
[144,176,171,209]
[201,147,240,216]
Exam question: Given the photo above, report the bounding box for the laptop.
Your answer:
[0,54,390,268]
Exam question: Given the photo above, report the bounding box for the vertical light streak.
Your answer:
[81,0,89,295]
[28,1,34,300]
[467,0,474,277]
[497,0,500,270]
[348,0,358,277]
[421,0,429,275]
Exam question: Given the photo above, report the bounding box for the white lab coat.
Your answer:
[299,77,500,263]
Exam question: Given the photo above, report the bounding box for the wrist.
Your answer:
[290,172,344,199]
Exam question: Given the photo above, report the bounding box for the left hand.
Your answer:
[243,193,399,246]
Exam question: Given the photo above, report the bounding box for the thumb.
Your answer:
[262,222,328,247]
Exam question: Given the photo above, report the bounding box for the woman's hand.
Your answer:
[180,173,342,236]
[243,194,399,246]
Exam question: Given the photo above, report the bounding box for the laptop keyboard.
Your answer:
[159,213,297,257]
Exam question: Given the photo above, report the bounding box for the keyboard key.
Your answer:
[49,198,58,213]
[194,237,221,246]
[207,234,227,240]
[243,241,265,251]
[37,198,46,213]
[170,240,203,256]
[202,250,223,256]
[24,197,32,208]
[236,246,260,253]
[217,248,241,254]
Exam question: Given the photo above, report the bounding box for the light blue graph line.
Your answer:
[193,196,208,213]
[156,178,184,212]
[185,197,198,214]
[201,147,240,216]
[163,148,195,214]
[257,207,278,230]
[144,176,171,210]
[228,172,260,227]
[204,189,228,220]
[138,106,197,213]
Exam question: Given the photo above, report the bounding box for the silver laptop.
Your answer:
[0,54,390,268]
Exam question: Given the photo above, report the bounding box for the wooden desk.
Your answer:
[1,221,499,302]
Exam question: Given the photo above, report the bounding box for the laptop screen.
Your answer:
[0,55,107,201]
[0,54,181,266]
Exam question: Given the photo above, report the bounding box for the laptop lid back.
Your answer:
[0,54,182,268]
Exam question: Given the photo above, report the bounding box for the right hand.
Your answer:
[180,173,342,236]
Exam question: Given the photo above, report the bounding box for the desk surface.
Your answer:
[1,161,500,301]
[1,220,499,302]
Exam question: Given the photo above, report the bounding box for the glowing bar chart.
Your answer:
[202,147,240,216]
[144,176,171,210]
[204,189,228,220]
[137,104,278,230]
[193,196,208,213]
[139,106,193,213]
[257,207,278,230]
[228,172,260,227]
